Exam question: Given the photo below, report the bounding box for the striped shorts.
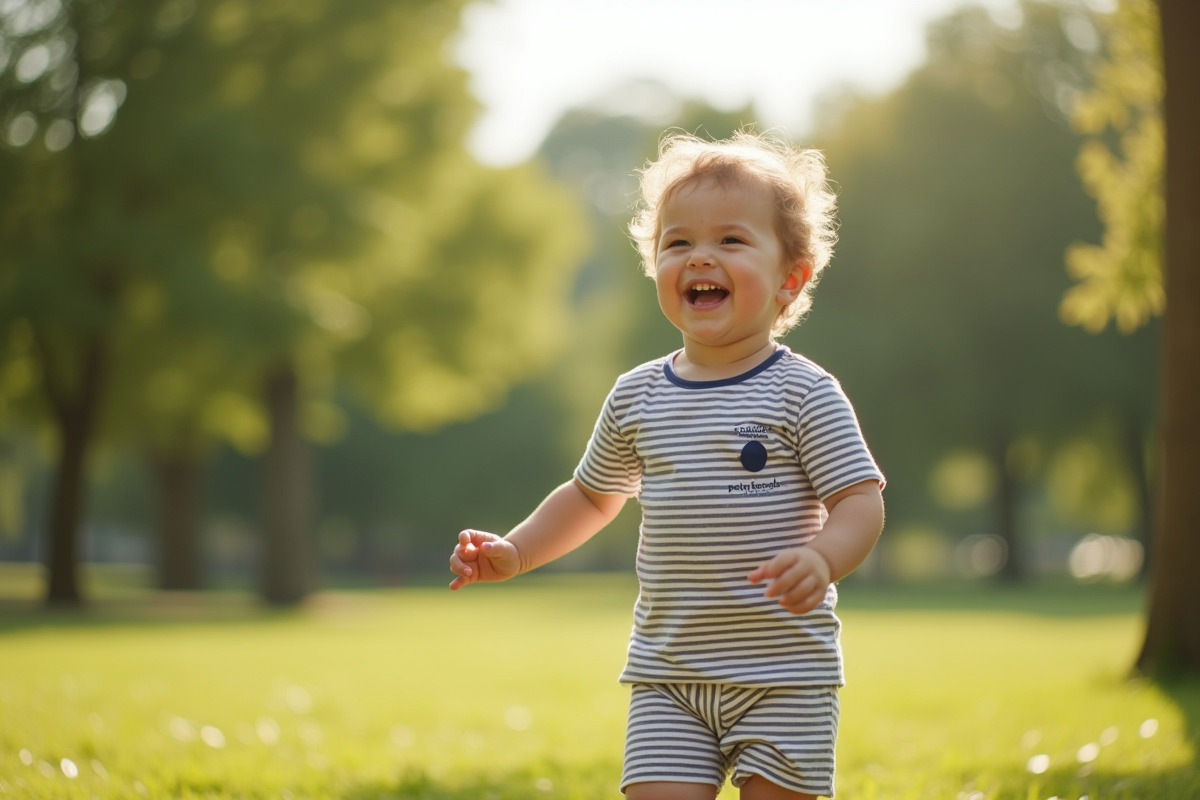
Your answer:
[622,682,839,797]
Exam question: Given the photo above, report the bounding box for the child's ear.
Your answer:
[779,262,812,302]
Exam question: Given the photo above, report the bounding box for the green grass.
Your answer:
[0,567,1196,799]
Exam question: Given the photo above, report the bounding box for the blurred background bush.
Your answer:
[0,0,1169,607]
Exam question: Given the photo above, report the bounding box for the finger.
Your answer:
[458,529,490,553]
[777,574,818,605]
[463,528,499,546]
[782,581,828,614]
[479,540,508,558]
[781,588,824,615]
[747,560,777,584]
[764,567,805,599]
[748,550,796,584]
[448,556,474,590]
[481,539,520,573]
[453,532,475,562]
[448,553,474,579]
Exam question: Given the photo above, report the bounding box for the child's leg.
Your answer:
[739,775,818,800]
[625,782,719,800]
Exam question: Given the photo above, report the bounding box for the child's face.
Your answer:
[654,177,803,356]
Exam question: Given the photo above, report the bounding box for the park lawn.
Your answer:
[0,570,1195,800]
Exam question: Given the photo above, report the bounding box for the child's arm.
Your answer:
[747,479,884,614]
[448,478,626,590]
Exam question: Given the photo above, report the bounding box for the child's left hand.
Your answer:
[747,547,832,614]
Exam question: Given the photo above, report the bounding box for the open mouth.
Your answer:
[687,282,730,307]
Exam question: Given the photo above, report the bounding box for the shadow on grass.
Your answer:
[0,569,1146,636]
[837,578,1144,618]
[0,589,357,634]
[344,763,618,800]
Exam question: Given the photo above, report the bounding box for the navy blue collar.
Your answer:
[663,347,786,389]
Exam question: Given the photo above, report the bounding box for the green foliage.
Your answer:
[0,0,588,450]
[231,3,1164,576]
[0,573,1195,799]
[0,0,589,600]
[801,1,1157,537]
[1047,423,1140,534]
[1061,0,1164,333]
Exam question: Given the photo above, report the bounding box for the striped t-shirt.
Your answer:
[574,346,884,687]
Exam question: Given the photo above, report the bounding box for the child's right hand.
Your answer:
[448,529,522,590]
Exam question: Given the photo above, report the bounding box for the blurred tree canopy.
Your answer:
[0,0,1174,608]
[801,0,1157,579]
[429,1,1160,583]
[0,0,587,605]
[1061,0,1163,333]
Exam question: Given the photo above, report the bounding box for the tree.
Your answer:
[1059,0,1200,676]
[804,1,1158,578]
[0,0,587,605]
[1137,0,1200,676]
[0,0,196,605]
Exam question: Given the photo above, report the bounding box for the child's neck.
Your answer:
[673,339,778,382]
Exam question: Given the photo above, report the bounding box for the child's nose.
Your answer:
[686,245,714,267]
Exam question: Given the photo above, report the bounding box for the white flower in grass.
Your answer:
[504,705,532,731]
[168,716,196,742]
[389,724,415,748]
[1027,753,1050,774]
[285,684,313,714]
[257,717,281,745]
[60,759,78,779]
[200,725,226,748]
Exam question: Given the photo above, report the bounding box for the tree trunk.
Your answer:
[260,365,313,605]
[44,411,90,606]
[42,339,106,607]
[1123,412,1154,581]
[994,432,1024,583]
[151,452,204,590]
[1136,0,1200,677]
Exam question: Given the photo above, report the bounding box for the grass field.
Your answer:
[0,566,1196,799]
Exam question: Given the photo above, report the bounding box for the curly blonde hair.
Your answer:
[629,129,838,336]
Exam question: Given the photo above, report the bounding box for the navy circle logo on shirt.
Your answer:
[739,441,768,472]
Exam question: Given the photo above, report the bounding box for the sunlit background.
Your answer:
[3,2,1192,799]
[0,0,1156,601]
[454,0,1033,166]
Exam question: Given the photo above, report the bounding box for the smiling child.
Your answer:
[449,130,885,799]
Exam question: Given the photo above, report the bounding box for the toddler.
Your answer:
[449,130,885,799]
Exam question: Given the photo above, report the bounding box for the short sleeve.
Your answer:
[795,375,885,500]
[573,382,643,497]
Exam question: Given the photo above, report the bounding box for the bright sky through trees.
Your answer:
[451,0,1074,165]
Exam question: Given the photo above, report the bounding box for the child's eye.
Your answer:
[665,239,689,248]
[721,236,746,245]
